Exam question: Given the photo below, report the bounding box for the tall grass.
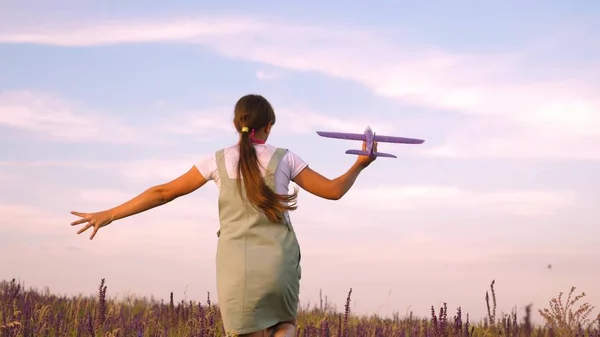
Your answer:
[1,278,598,336]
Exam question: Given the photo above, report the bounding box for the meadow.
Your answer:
[0,278,598,337]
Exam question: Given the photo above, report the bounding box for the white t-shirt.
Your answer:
[195,143,308,195]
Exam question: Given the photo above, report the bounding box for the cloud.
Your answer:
[160,104,396,138]
[273,104,396,135]
[153,108,236,142]
[0,91,149,143]
[3,183,578,271]
[0,160,117,170]
[0,154,575,219]
[0,15,264,46]
[420,84,600,159]
[71,157,575,217]
[0,91,378,144]
[0,89,381,144]
[0,170,17,182]
[2,14,597,159]
[0,158,209,184]
[344,185,574,216]
[0,195,220,258]
[256,69,280,80]
[0,92,234,144]
[7,182,559,264]
[119,158,203,183]
[424,130,600,160]
[0,204,69,235]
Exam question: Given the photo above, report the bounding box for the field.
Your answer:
[0,278,598,337]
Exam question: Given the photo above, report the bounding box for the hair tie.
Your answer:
[241,126,249,133]
[250,129,266,144]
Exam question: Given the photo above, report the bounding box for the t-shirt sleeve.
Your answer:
[285,150,309,179]
[194,153,217,181]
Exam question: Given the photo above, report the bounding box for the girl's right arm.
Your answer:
[292,141,377,200]
[71,166,208,240]
[108,167,207,221]
[105,166,208,222]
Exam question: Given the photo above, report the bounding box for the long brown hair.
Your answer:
[233,94,298,223]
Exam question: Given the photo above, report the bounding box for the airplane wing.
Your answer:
[316,131,366,141]
[374,135,425,144]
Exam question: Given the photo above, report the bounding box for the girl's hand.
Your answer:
[70,210,114,240]
[356,141,378,168]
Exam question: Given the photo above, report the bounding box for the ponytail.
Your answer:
[236,127,298,223]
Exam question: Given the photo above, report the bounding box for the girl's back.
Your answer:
[195,143,308,196]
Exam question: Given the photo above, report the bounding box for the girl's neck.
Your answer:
[238,130,267,145]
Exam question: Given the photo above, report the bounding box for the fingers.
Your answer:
[70,218,88,226]
[71,210,101,239]
[370,141,378,161]
[70,211,89,226]
[75,221,101,240]
[77,223,93,235]
[89,225,99,240]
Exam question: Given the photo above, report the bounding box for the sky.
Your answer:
[1,0,599,325]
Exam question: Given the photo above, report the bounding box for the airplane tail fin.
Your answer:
[373,152,397,158]
[345,149,397,158]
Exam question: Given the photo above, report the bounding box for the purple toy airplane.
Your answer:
[316,126,424,158]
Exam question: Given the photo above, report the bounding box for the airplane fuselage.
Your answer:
[364,126,375,155]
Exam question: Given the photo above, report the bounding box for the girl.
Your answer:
[70,94,377,337]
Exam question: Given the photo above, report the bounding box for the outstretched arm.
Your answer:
[71,166,208,239]
[292,141,377,200]
[106,166,207,221]
[292,162,364,200]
